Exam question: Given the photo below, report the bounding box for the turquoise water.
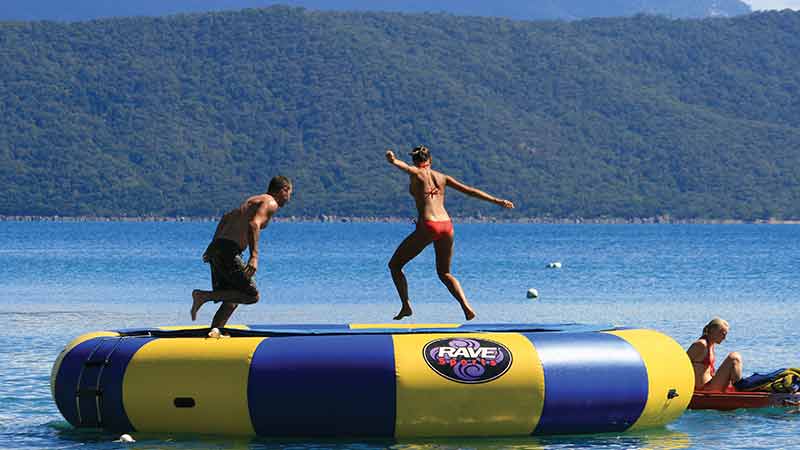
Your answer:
[1,221,799,449]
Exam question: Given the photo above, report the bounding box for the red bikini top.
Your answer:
[414,162,440,198]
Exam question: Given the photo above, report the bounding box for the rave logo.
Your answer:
[423,338,512,384]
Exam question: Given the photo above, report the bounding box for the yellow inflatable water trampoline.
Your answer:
[52,323,694,437]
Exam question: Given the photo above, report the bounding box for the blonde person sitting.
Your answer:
[686,318,743,391]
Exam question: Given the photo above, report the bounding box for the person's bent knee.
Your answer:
[242,288,260,304]
[389,260,403,273]
[728,352,742,364]
[437,271,451,283]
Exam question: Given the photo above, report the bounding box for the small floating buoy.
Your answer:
[114,434,135,443]
[527,288,539,299]
[546,262,562,269]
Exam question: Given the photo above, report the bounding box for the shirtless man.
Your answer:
[385,146,514,321]
[190,176,292,331]
[687,317,743,391]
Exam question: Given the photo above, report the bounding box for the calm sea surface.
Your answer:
[1,221,799,449]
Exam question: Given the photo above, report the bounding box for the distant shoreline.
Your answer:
[2,215,800,224]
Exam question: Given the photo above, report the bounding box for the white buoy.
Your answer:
[114,434,135,443]
[546,262,562,269]
[527,288,539,299]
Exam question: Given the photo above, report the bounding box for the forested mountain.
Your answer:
[0,0,751,23]
[2,8,800,220]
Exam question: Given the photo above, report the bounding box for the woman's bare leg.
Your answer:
[705,352,743,391]
[434,234,475,321]
[389,229,430,320]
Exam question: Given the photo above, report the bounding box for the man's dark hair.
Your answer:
[267,175,292,194]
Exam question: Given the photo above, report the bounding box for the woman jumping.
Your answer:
[385,145,514,321]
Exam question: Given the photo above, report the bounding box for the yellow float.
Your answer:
[52,323,694,437]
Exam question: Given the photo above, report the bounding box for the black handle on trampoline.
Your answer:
[667,389,679,399]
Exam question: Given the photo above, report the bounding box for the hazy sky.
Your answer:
[743,0,800,10]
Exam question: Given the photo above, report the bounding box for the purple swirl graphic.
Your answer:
[448,338,480,349]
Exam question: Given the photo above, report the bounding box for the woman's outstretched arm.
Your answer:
[445,175,515,209]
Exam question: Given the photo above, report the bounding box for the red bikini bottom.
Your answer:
[419,220,454,241]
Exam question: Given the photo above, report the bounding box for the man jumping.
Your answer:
[190,176,292,332]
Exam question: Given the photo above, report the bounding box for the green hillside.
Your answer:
[1,8,800,219]
[0,0,751,22]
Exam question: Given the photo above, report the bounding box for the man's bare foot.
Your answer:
[207,327,231,339]
[393,305,413,320]
[191,290,207,321]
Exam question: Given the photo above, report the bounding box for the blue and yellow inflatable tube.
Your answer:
[51,323,694,437]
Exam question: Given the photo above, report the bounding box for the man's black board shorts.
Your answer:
[204,238,258,297]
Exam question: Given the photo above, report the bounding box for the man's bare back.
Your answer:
[215,194,279,252]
